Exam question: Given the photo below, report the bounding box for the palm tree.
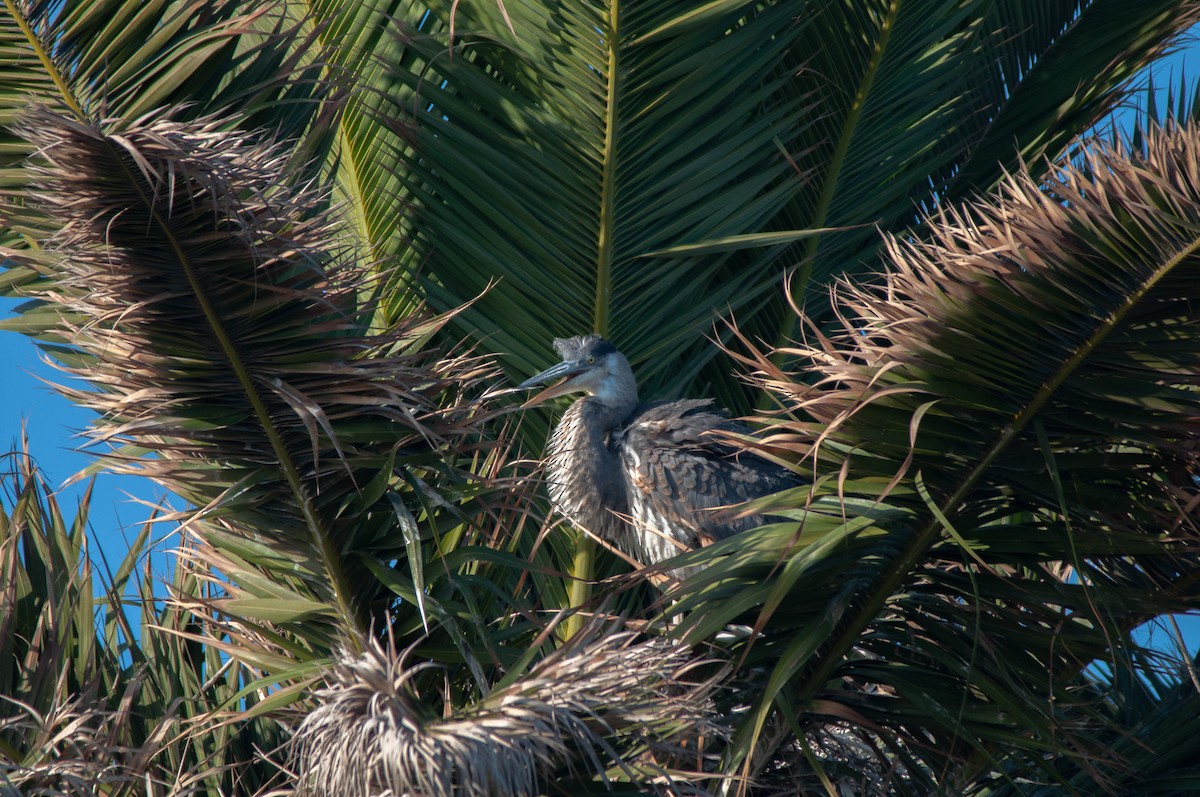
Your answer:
[3,0,1200,794]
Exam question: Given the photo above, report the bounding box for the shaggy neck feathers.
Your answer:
[544,395,632,545]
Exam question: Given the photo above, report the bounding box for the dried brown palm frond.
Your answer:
[795,120,1200,555]
[289,628,725,797]
[671,120,1200,791]
[0,690,137,795]
[1,108,506,663]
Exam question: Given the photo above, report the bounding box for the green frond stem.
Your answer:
[287,4,384,282]
[1,0,84,121]
[567,0,625,638]
[592,0,621,336]
[332,123,378,271]
[777,0,899,356]
[564,534,595,637]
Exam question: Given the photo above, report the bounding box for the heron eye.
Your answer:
[586,356,595,365]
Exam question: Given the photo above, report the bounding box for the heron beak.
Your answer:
[517,361,585,406]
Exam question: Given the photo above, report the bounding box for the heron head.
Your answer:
[517,335,635,407]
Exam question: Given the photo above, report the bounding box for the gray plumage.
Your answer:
[518,335,799,573]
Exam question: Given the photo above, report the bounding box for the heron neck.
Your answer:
[584,394,635,431]
[588,375,638,429]
[544,397,631,542]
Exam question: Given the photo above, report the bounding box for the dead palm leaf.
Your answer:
[291,628,724,797]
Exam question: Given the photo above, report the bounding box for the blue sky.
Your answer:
[2,29,1199,657]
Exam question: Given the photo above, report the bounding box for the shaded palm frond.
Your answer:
[776,0,1200,333]
[666,119,1200,789]
[353,0,1200,418]
[945,1,1200,201]
[970,641,1200,796]
[290,628,724,797]
[2,108,501,661]
[270,0,446,318]
[378,0,816,397]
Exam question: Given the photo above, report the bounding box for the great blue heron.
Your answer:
[518,335,799,573]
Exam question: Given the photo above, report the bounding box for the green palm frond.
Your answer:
[276,0,442,309]
[9,0,326,126]
[377,1,812,396]
[973,642,1200,795]
[946,1,1200,199]
[360,0,1200,415]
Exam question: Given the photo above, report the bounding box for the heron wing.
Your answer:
[614,400,797,560]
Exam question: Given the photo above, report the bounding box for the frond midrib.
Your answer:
[568,0,624,634]
[774,0,900,354]
[592,0,621,337]
[2,0,84,119]
[101,130,365,647]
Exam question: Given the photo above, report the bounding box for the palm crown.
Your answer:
[3,1,1200,794]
